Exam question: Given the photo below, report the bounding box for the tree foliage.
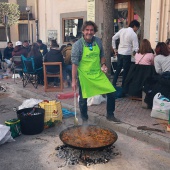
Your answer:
[0,2,20,26]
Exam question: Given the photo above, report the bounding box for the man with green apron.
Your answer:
[71,21,120,123]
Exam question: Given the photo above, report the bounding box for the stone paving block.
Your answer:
[148,133,170,151]
[98,117,120,132]
[62,103,74,110]
[88,112,99,123]
[127,126,140,138]
[114,123,131,135]
[93,114,105,125]
[133,130,151,143]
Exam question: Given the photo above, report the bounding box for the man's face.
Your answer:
[82,25,95,42]
[133,26,139,33]
[37,42,41,47]
[23,42,29,47]
[8,43,13,48]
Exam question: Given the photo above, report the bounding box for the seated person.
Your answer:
[165,38,170,54]
[37,39,48,56]
[12,41,29,78]
[154,42,170,74]
[62,43,72,87]
[12,41,28,57]
[135,39,154,65]
[69,33,76,42]
[44,40,64,86]
[23,40,31,53]
[125,40,156,97]
[27,43,44,85]
[0,50,2,69]
[3,41,14,73]
[143,42,170,108]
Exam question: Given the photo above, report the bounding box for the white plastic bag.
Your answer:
[18,98,43,110]
[87,95,106,106]
[0,124,14,145]
[151,93,170,120]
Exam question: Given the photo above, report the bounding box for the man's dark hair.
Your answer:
[71,38,78,43]
[51,40,59,48]
[129,20,140,28]
[60,45,66,52]
[7,41,12,44]
[81,21,98,33]
[67,43,72,47]
[166,38,170,45]
[23,40,28,43]
[37,39,42,44]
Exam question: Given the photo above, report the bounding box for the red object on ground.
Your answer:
[57,92,78,99]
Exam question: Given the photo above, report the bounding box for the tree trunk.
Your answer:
[5,24,9,42]
[103,0,114,79]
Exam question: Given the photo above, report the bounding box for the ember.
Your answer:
[55,145,120,167]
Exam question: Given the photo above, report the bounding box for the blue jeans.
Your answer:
[4,59,12,68]
[63,64,72,81]
[78,80,115,120]
[113,54,131,87]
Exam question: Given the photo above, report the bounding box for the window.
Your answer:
[17,0,27,12]
[0,0,8,2]
[18,24,28,42]
[114,0,144,44]
[0,27,10,41]
[63,18,83,42]
[114,2,128,33]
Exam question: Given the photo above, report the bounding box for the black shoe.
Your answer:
[82,119,88,125]
[106,116,121,123]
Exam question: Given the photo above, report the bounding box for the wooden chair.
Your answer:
[43,62,63,92]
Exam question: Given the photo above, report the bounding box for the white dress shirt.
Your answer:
[112,27,139,55]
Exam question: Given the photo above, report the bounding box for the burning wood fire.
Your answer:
[55,144,120,167]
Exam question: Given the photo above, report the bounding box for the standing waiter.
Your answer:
[71,21,120,123]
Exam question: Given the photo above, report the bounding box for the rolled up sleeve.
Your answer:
[71,41,82,66]
[112,32,120,49]
[132,34,139,52]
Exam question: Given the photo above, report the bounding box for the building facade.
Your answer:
[0,0,170,49]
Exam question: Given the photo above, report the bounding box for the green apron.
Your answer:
[78,41,116,98]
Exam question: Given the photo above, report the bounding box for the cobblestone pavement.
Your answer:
[1,76,169,139]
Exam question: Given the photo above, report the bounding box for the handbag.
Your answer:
[151,93,170,120]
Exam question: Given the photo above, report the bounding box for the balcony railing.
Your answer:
[19,12,34,20]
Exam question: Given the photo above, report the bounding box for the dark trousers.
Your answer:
[78,80,115,120]
[113,54,131,87]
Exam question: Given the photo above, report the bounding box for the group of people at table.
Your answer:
[112,22,170,89]
[1,39,73,87]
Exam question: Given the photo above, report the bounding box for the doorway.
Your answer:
[114,0,145,41]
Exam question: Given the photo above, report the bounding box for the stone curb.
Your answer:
[3,82,170,152]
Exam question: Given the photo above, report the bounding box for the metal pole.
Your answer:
[31,24,33,43]
[28,11,30,42]
[35,19,39,41]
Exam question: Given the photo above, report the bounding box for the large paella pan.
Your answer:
[59,125,118,150]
